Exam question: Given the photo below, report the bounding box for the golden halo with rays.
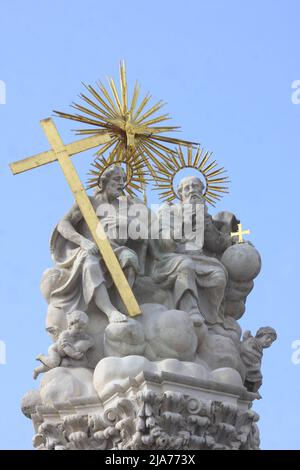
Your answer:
[153,146,230,206]
[53,61,198,179]
[87,150,149,198]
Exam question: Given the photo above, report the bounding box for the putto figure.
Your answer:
[240,327,277,395]
[33,310,93,379]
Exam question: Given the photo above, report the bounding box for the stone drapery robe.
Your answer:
[240,335,264,391]
[152,203,230,325]
[49,194,146,314]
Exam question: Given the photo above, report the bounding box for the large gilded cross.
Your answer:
[9,118,141,317]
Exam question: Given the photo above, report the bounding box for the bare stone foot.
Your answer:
[108,311,127,323]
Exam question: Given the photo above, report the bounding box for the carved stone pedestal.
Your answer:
[24,371,260,450]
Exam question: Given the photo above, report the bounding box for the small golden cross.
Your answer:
[9,118,141,317]
[230,223,250,243]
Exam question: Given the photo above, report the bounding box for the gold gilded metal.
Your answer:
[230,223,250,243]
[54,61,198,180]
[9,133,111,175]
[9,118,141,317]
[153,145,230,206]
[87,151,149,197]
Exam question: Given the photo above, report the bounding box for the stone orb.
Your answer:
[221,243,261,282]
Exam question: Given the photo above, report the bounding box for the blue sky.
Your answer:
[0,0,300,449]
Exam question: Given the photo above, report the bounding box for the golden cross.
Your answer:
[9,118,141,317]
[230,223,250,243]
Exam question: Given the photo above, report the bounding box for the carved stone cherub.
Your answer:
[33,310,93,379]
[240,326,277,395]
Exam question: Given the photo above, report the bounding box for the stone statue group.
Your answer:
[30,165,276,407]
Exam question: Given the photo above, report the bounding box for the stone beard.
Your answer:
[22,168,276,451]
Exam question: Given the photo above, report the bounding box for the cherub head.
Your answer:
[255,327,277,348]
[67,310,89,334]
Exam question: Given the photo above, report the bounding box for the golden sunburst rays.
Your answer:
[86,149,149,199]
[152,146,230,206]
[53,61,198,180]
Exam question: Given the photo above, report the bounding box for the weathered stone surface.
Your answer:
[22,169,276,450]
[29,372,259,450]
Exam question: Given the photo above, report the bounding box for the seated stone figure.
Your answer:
[151,176,231,326]
[47,165,147,324]
[240,327,277,394]
[28,169,273,409]
[33,310,93,379]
